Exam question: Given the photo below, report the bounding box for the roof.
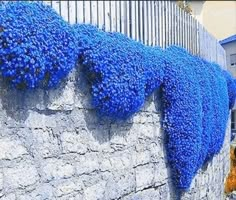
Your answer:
[219,34,236,45]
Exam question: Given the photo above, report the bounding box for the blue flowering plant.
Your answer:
[0,1,77,89]
[0,2,234,192]
[162,46,229,190]
[74,24,165,120]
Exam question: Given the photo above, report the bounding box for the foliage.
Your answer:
[73,24,231,189]
[176,1,192,15]
[162,46,229,190]
[0,1,77,89]
[0,1,234,192]
[74,24,165,120]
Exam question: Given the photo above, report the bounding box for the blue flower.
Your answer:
[73,24,165,119]
[0,1,78,89]
[0,3,233,191]
[73,25,232,190]
[162,46,229,190]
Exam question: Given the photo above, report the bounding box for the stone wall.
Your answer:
[0,67,230,200]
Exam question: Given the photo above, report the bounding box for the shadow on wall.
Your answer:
[0,64,137,144]
[75,64,134,143]
[0,77,69,122]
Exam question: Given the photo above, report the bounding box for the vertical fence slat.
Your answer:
[183,10,186,49]
[104,1,110,31]
[162,1,166,48]
[84,1,91,24]
[135,1,139,41]
[60,1,69,22]
[68,1,76,24]
[120,1,126,34]
[165,1,168,48]
[147,1,152,46]
[168,1,173,46]
[43,1,51,6]
[126,1,131,37]
[175,4,179,46]
[116,1,121,32]
[173,3,177,46]
[51,1,60,16]
[151,1,155,46]
[191,17,194,54]
[158,1,162,47]
[130,1,136,39]
[76,1,84,23]
[187,12,190,51]
[110,1,116,32]
[143,1,148,45]
[90,1,98,26]
[154,1,157,45]
[169,2,174,47]
[178,7,182,47]
[168,1,171,47]
[97,1,104,29]
[187,11,189,51]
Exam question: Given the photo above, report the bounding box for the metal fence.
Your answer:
[2,0,227,68]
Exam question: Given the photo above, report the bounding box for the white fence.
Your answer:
[2,0,226,68]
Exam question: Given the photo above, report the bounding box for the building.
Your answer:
[189,1,236,40]
[220,35,236,77]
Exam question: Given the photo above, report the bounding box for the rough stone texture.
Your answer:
[0,67,231,200]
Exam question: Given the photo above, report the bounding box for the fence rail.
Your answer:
[1,0,226,68]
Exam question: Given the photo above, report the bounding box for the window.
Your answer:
[232,111,235,129]
[230,54,236,67]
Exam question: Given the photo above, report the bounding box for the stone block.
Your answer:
[76,153,99,175]
[41,158,75,182]
[25,111,57,128]
[30,129,60,158]
[61,131,88,155]
[3,162,39,190]
[47,76,75,111]
[53,180,83,198]
[104,170,135,200]
[135,164,154,191]
[83,181,106,200]
[0,138,27,160]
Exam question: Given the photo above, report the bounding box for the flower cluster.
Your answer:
[222,70,236,109]
[73,25,232,189]
[0,2,77,89]
[0,2,234,192]
[73,24,165,119]
[162,46,203,190]
[162,46,229,190]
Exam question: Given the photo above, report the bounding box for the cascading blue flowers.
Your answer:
[0,1,78,89]
[205,63,229,161]
[73,23,232,189]
[0,1,235,192]
[73,24,165,119]
[162,46,203,189]
[162,46,229,189]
